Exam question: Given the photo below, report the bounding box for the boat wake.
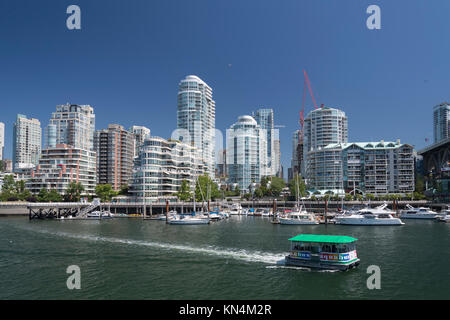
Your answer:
[265,265,339,273]
[17,226,287,265]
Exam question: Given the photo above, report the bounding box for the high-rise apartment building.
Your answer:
[289,129,303,180]
[226,115,267,193]
[253,108,279,176]
[129,126,151,158]
[45,103,95,150]
[13,114,41,171]
[27,144,97,195]
[129,136,206,202]
[94,124,134,191]
[433,102,450,143]
[303,106,348,177]
[177,75,215,178]
[0,122,4,161]
[273,139,282,178]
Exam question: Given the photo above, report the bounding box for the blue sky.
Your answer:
[1,0,449,177]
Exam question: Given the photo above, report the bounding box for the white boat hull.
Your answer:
[334,217,404,225]
[279,219,318,225]
[400,213,438,219]
[168,219,210,225]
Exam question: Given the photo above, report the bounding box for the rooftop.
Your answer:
[320,140,408,150]
[288,234,358,243]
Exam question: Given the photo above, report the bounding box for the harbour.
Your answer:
[0,213,449,299]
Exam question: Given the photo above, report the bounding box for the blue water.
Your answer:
[0,216,449,299]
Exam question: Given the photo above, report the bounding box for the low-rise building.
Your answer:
[307,140,415,195]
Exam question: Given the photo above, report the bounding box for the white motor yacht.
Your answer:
[400,205,439,219]
[229,203,242,215]
[334,204,404,226]
[279,207,319,225]
[168,215,210,225]
[436,209,450,223]
[86,210,113,219]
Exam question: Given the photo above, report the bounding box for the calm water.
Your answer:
[0,216,449,299]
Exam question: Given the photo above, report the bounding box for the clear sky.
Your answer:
[1,0,449,177]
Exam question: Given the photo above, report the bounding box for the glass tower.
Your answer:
[433,102,450,143]
[253,108,278,176]
[0,122,4,161]
[226,115,267,193]
[176,75,215,178]
[303,106,348,177]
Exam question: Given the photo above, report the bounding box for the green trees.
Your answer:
[37,188,63,202]
[195,175,221,201]
[95,184,118,202]
[253,176,286,198]
[177,180,192,201]
[0,176,32,201]
[64,182,85,202]
[288,174,306,199]
[118,184,129,196]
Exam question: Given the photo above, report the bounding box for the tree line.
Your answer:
[0,173,129,203]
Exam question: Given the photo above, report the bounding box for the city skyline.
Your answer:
[1,1,450,177]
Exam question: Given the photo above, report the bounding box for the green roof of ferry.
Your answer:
[288,234,358,244]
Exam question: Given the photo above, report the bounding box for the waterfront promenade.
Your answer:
[0,200,445,217]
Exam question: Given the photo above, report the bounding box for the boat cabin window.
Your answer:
[319,243,355,253]
[291,242,313,252]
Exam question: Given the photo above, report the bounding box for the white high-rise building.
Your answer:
[226,115,267,193]
[433,102,450,143]
[129,136,206,202]
[0,122,4,161]
[303,106,348,177]
[13,114,41,171]
[253,108,280,176]
[129,125,151,158]
[176,75,215,178]
[45,103,96,150]
[273,139,281,178]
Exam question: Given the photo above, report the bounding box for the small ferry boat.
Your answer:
[279,207,319,225]
[400,205,438,219]
[285,234,360,271]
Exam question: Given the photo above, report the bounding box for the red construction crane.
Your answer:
[300,69,319,142]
